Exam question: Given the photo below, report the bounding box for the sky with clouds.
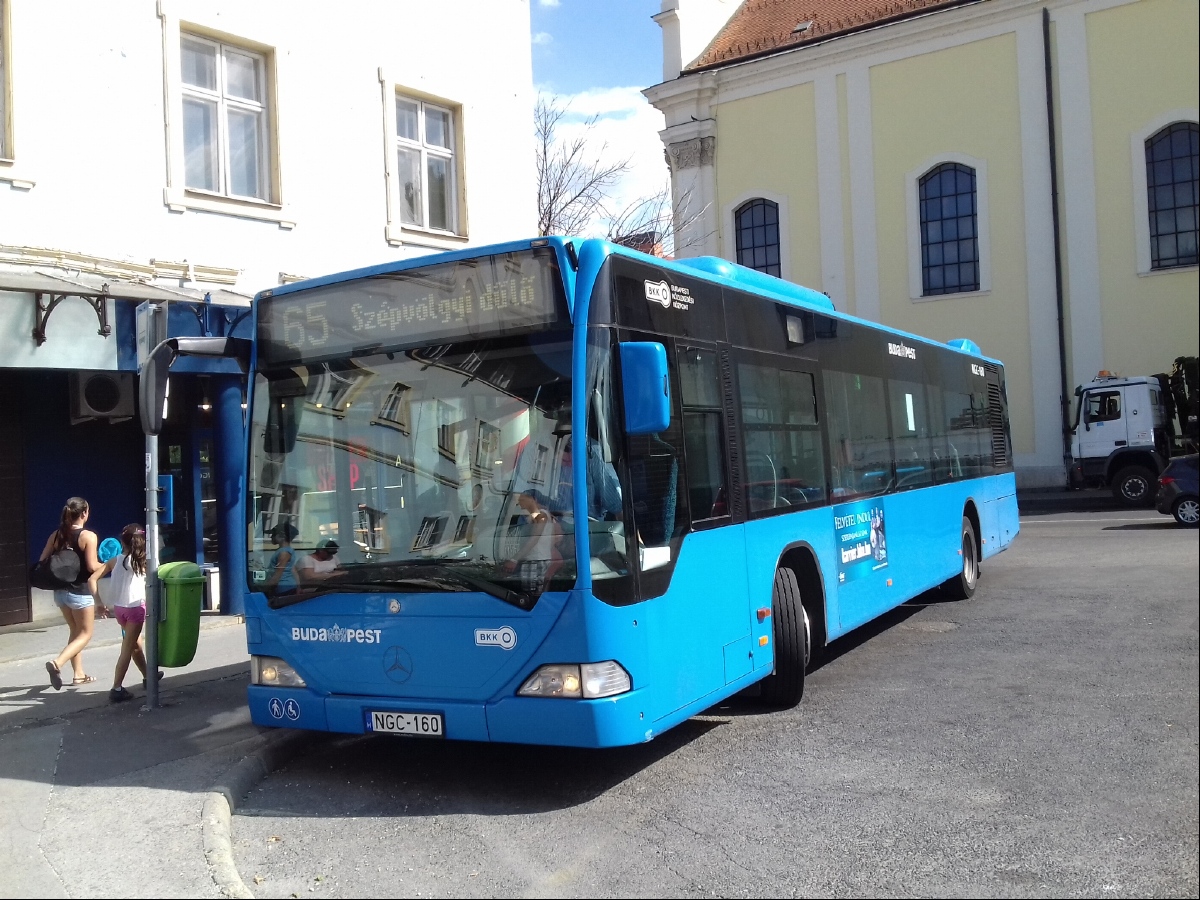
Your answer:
[529,0,669,235]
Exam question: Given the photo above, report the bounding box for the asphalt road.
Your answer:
[233,509,1199,899]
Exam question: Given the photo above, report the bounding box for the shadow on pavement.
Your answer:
[1,665,266,788]
[1018,497,1129,516]
[704,589,940,720]
[1102,521,1179,531]
[234,588,958,819]
[236,716,721,820]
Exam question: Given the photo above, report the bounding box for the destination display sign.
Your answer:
[258,248,565,365]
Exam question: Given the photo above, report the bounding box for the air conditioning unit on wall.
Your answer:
[69,371,135,424]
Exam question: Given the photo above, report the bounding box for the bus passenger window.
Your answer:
[888,379,934,489]
[824,369,889,497]
[737,362,825,514]
[944,389,988,478]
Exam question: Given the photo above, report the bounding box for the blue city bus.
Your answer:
[237,237,1018,747]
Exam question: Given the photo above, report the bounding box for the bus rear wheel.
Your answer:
[942,516,978,600]
[760,567,809,708]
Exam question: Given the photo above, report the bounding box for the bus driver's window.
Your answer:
[625,351,689,584]
[585,338,631,590]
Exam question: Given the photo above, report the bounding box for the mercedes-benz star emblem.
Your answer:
[383,645,413,684]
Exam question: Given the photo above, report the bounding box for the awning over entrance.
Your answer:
[0,270,252,346]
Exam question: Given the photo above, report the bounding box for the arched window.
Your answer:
[1145,122,1199,269]
[919,163,979,296]
[734,199,781,277]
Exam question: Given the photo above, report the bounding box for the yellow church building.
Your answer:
[646,0,1198,487]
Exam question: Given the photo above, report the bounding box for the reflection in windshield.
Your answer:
[248,333,577,604]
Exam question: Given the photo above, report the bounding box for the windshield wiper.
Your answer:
[265,569,531,610]
[266,580,429,609]
[388,562,533,609]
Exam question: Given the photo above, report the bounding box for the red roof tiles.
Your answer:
[686,0,976,71]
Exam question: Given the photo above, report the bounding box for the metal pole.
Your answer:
[1043,7,1073,472]
[144,436,161,710]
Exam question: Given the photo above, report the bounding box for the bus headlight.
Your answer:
[251,655,307,688]
[518,661,631,699]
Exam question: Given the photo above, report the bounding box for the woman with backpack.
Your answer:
[42,497,102,690]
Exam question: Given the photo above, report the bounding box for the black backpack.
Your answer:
[30,538,83,591]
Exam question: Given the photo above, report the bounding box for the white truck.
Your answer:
[1068,357,1198,506]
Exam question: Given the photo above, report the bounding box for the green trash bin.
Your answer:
[158,561,206,667]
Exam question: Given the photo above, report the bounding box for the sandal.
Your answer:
[46,661,63,691]
[70,675,98,686]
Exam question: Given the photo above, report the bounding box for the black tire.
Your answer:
[942,516,978,601]
[1172,495,1200,527]
[760,567,809,708]
[1111,465,1156,507]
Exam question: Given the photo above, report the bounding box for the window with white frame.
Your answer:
[180,35,270,201]
[395,95,456,232]
[919,163,979,296]
[734,198,781,276]
[905,154,991,300]
[1144,121,1198,270]
[1,0,9,160]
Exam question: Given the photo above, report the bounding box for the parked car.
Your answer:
[1156,454,1199,527]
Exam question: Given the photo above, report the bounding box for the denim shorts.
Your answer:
[53,590,94,610]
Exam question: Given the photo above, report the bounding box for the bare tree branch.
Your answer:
[536,95,631,236]
[535,92,713,256]
[606,184,712,258]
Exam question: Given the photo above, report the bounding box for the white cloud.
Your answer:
[544,86,669,237]
[538,0,561,7]
[531,31,553,45]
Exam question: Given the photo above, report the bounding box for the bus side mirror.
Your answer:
[139,337,250,436]
[139,341,175,436]
[620,341,670,435]
[264,382,300,454]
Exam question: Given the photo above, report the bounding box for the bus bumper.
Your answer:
[485,690,652,747]
[247,685,652,747]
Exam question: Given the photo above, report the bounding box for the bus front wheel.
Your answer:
[942,516,978,600]
[760,567,809,708]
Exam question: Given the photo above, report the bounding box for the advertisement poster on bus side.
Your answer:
[834,499,888,584]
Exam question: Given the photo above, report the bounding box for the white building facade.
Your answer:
[0,0,536,624]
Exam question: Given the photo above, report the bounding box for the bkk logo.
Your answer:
[644,280,671,308]
[475,626,517,650]
[291,624,383,644]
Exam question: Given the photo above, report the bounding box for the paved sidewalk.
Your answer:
[0,614,273,898]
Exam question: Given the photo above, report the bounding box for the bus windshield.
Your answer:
[247,256,578,608]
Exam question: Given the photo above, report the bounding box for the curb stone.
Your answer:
[203,730,316,899]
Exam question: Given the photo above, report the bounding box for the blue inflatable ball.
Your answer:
[98,537,123,564]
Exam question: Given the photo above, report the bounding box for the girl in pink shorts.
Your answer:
[89,524,151,703]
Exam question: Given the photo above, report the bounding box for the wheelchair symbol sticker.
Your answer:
[283,698,300,721]
[268,697,284,719]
